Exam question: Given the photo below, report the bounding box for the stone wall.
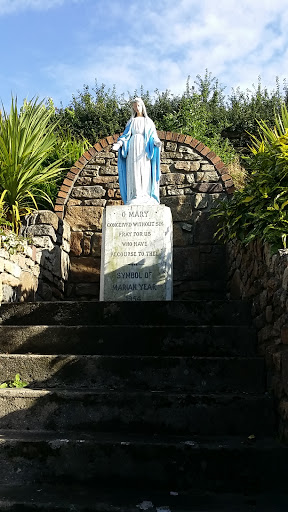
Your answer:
[0,211,71,303]
[54,132,234,300]
[227,240,288,441]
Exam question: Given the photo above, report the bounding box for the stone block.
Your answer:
[266,305,273,323]
[283,267,288,290]
[199,245,226,280]
[192,183,223,193]
[201,165,216,172]
[42,268,54,283]
[178,146,194,154]
[65,206,103,232]
[27,224,57,242]
[0,258,4,273]
[161,158,174,164]
[82,199,107,206]
[173,247,200,280]
[190,162,201,171]
[62,220,71,242]
[67,199,81,206]
[174,161,191,171]
[92,176,118,184]
[37,281,53,301]
[194,193,210,209]
[186,174,195,184]
[76,177,93,186]
[160,164,170,174]
[83,234,91,255]
[193,212,218,244]
[92,157,105,165]
[0,249,9,259]
[161,196,193,221]
[32,236,55,251]
[99,166,118,176]
[25,245,34,259]
[1,272,19,287]
[196,171,219,182]
[70,257,100,283]
[229,269,242,300]
[161,173,185,185]
[91,233,102,257]
[165,142,177,151]
[19,271,37,301]
[60,250,70,280]
[4,260,21,278]
[173,223,193,247]
[167,188,184,196]
[182,222,192,232]
[2,284,17,302]
[62,239,70,253]
[71,186,106,199]
[75,283,99,297]
[34,210,59,231]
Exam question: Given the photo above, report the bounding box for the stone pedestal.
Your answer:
[100,205,173,301]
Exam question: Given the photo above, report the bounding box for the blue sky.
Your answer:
[0,0,287,110]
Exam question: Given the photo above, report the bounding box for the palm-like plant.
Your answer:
[0,97,64,232]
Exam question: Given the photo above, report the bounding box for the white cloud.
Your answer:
[42,0,288,105]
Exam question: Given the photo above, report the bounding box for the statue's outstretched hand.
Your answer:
[154,140,161,147]
[112,141,122,151]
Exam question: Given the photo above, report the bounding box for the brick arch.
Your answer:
[54,131,235,219]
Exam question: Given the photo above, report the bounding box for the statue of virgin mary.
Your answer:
[112,98,161,205]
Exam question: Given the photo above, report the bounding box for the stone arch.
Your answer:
[55,132,234,300]
[54,131,234,219]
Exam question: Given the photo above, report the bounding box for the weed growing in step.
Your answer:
[0,374,28,388]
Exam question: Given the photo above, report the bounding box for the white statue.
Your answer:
[112,98,161,205]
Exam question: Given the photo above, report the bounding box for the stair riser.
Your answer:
[0,440,284,492]
[0,393,274,435]
[0,301,252,326]
[0,325,257,356]
[0,355,266,393]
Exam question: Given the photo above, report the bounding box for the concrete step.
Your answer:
[2,485,287,511]
[0,431,286,493]
[0,325,257,356]
[1,485,287,511]
[0,389,274,435]
[0,355,266,393]
[0,300,252,326]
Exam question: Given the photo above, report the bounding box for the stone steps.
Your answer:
[0,389,273,435]
[2,485,288,512]
[0,299,283,509]
[0,300,251,326]
[0,324,256,356]
[0,354,265,393]
[0,431,286,493]
[2,484,288,511]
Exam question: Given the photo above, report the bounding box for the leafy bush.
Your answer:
[54,72,288,161]
[37,127,90,209]
[211,104,288,251]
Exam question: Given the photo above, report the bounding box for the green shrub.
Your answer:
[211,104,288,251]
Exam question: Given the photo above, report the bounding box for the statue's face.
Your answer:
[133,101,143,116]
